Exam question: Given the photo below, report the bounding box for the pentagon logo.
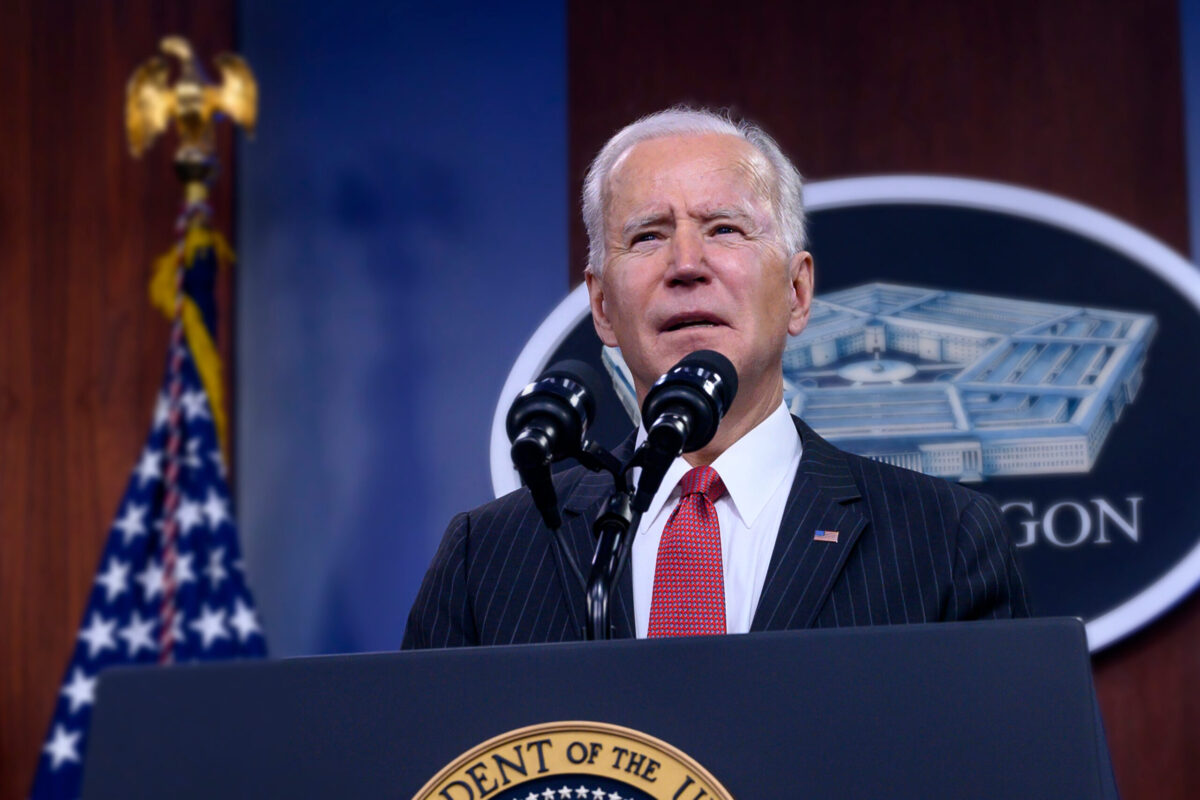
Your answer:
[492,176,1200,653]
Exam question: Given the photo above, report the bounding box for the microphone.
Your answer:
[632,350,738,513]
[506,360,602,529]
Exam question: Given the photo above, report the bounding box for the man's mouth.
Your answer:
[662,313,725,332]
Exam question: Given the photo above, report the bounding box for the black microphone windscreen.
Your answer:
[542,359,604,395]
[679,350,738,408]
[540,359,602,423]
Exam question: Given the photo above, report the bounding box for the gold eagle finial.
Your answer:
[125,35,258,165]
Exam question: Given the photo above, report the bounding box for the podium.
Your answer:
[82,618,1117,798]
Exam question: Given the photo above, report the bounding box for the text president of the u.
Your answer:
[402,108,1029,648]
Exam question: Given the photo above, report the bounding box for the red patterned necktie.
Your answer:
[647,465,726,637]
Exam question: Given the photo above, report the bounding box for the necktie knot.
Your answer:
[679,465,725,503]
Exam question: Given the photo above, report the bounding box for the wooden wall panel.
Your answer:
[0,2,235,797]
[569,2,1196,798]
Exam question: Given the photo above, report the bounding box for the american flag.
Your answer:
[29,343,267,799]
[813,529,840,543]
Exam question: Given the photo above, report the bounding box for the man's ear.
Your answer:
[786,251,814,337]
[585,269,619,347]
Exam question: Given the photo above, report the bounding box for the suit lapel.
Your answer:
[554,419,865,637]
[751,417,867,632]
[556,433,638,640]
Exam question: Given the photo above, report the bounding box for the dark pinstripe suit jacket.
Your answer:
[402,416,1029,649]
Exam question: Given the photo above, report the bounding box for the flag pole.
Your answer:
[27,36,263,800]
[126,36,256,661]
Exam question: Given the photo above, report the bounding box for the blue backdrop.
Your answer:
[236,1,566,655]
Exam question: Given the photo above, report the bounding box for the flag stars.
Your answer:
[119,610,158,657]
[176,496,204,536]
[190,604,230,649]
[180,389,211,421]
[174,552,198,588]
[608,792,623,800]
[135,554,194,600]
[94,557,130,603]
[113,503,148,545]
[541,790,556,800]
[229,598,261,642]
[573,788,589,799]
[77,612,118,660]
[43,724,82,771]
[60,668,96,714]
[184,437,204,470]
[204,547,228,590]
[167,609,185,649]
[34,362,267,799]
[210,448,227,479]
[136,560,165,602]
[558,787,573,798]
[134,448,162,488]
[591,790,606,800]
[202,488,231,531]
[34,358,267,799]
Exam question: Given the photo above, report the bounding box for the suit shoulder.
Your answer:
[460,462,598,527]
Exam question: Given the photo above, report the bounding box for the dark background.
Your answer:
[812,205,1195,623]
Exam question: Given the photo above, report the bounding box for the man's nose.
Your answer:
[665,227,709,285]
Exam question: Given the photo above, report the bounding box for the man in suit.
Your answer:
[402,108,1028,649]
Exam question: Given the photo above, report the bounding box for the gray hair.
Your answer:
[582,107,806,275]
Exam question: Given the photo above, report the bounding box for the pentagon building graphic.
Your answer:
[782,283,1156,482]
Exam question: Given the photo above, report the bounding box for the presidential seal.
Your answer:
[412,721,734,800]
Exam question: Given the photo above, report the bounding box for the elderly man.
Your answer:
[402,108,1028,648]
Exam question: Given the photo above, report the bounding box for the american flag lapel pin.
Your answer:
[814,530,840,543]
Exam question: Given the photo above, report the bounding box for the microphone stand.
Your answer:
[521,439,662,640]
[540,440,634,641]
[583,444,649,640]
[517,437,637,641]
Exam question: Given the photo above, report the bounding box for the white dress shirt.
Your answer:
[632,402,803,637]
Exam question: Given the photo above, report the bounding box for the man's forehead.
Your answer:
[605,133,773,216]
[610,132,762,181]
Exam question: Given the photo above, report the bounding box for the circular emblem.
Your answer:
[413,720,733,800]
[491,176,1200,652]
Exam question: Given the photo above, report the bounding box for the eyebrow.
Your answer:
[694,207,755,225]
[620,207,757,238]
[621,212,671,238]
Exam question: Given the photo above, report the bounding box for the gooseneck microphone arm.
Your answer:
[506,360,608,615]
[507,352,738,640]
[584,469,640,640]
[584,350,739,639]
[510,428,563,529]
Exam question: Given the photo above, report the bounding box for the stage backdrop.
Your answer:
[234,3,1200,799]
[236,0,566,654]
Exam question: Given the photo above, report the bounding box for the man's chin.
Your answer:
[657,329,734,363]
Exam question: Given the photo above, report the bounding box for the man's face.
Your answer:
[586,133,813,406]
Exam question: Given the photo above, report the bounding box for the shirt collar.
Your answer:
[636,402,801,528]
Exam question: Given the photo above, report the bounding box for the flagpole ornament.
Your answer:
[125,35,258,197]
[125,36,257,663]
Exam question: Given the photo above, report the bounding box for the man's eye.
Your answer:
[712,224,741,235]
[632,232,659,244]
